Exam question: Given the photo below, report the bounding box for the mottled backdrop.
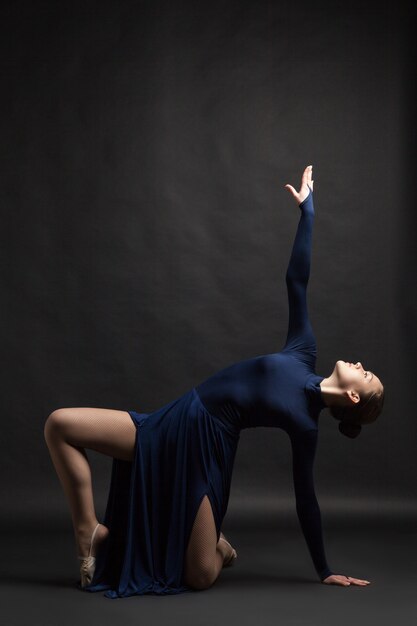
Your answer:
[1,0,415,527]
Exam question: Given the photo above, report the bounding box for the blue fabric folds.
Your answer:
[80,387,240,598]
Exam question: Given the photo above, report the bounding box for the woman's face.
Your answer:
[334,360,382,398]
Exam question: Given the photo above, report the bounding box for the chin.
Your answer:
[334,360,351,380]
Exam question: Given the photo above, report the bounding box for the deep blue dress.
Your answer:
[81,187,334,598]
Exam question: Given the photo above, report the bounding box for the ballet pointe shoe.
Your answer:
[219,533,237,568]
[77,522,101,588]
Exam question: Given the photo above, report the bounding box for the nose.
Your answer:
[355,362,363,370]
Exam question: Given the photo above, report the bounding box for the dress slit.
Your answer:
[80,388,239,598]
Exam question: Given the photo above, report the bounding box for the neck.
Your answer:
[319,374,347,408]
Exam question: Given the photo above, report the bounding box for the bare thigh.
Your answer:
[45,407,137,461]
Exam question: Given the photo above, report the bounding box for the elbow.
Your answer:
[286,272,308,290]
[285,269,297,285]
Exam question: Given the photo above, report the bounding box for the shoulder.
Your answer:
[281,339,317,365]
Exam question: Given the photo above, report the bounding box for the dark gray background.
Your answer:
[1,0,416,623]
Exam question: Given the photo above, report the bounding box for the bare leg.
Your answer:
[183,495,236,590]
[43,407,137,557]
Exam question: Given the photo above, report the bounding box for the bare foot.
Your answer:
[76,522,109,558]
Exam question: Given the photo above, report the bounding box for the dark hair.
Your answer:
[330,386,385,439]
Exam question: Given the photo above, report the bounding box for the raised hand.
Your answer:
[322,574,371,587]
[285,165,314,205]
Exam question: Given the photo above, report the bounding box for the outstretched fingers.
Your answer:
[323,574,371,587]
[285,165,314,205]
[302,165,313,188]
[346,576,371,586]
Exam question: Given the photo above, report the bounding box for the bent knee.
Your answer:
[44,408,71,440]
[185,564,216,590]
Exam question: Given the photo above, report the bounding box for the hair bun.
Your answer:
[339,421,362,439]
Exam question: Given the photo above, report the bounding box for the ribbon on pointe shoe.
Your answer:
[78,555,96,587]
[77,522,101,588]
[219,536,238,567]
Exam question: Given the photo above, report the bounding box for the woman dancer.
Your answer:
[44,165,384,599]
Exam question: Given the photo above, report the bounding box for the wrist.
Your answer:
[298,187,313,209]
[320,568,333,581]
[299,195,314,216]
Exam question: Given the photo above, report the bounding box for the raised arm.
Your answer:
[290,429,333,581]
[282,165,315,352]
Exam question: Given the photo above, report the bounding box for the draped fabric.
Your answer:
[81,387,240,598]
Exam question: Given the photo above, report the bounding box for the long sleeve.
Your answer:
[283,188,316,354]
[290,429,333,581]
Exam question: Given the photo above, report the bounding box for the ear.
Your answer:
[346,390,360,404]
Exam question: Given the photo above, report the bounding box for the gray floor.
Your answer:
[1,516,416,626]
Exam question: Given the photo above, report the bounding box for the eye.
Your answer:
[364,371,368,378]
